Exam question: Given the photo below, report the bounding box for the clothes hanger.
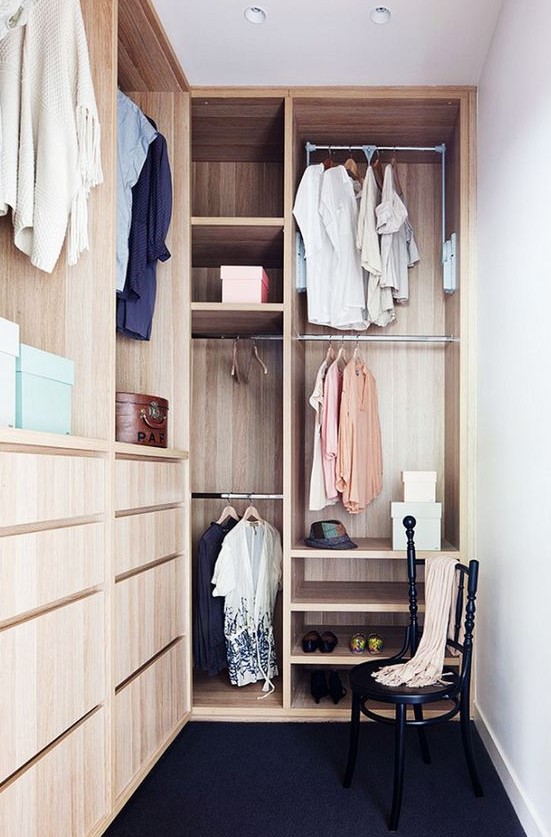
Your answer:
[216,504,239,525]
[344,151,364,187]
[325,336,335,364]
[371,150,384,191]
[231,337,241,383]
[391,148,404,197]
[252,340,268,375]
[322,146,338,170]
[336,338,348,369]
[353,334,363,363]
[243,505,263,522]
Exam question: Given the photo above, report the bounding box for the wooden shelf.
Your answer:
[0,428,111,454]
[191,222,283,268]
[192,670,284,717]
[291,581,425,612]
[191,303,284,336]
[291,538,459,558]
[114,443,189,460]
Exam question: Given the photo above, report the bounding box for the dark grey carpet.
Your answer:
[105,721,525,837]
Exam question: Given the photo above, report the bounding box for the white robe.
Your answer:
[212,517,282,692]
[356,166,395,328]
[376,165,419,302]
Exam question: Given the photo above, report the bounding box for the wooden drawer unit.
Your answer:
[114,640,186,797]
[115,507,183,576]
[115,557,183,685]
[115,457,184,512]
[0,593,105,783]
[0,451,105,528]
[0,522,104,623]
[0,708,107,837]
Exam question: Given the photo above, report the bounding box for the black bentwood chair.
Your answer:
[343,516,482,831]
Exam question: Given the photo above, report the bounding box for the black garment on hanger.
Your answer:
[193,517,238,676]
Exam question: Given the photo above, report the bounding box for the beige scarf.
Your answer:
[372,555,458,688]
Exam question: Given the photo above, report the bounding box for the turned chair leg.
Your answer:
[459,698,483,797]
[389,703,407,831]
[413,704,431,764]
[343,691,361,788]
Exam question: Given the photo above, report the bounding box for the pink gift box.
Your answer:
[220,265,269,303]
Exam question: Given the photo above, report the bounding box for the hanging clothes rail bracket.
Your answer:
[296,334,458,343]
[192,492,284,500]
[304,141,456,294]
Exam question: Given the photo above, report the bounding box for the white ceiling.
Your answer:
[152,0,504,88]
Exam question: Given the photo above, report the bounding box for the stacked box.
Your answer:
[16,344,74,435]
[391,501,442,551]
[0,316,20,428]
[402,470,437,502]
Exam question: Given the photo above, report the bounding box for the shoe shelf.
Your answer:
[192,670,285,719]
[290,581,425,612]
[291,539,459,558]
[290,626,407,665]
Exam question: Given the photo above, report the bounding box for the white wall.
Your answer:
[477,1,551,835]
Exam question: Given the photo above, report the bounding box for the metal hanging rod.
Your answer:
[192,492,284,500]
[192,334,283,341]
[305,142,446,167]
[297,334,458,343]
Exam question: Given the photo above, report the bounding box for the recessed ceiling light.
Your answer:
[370,6,391,24]
[244,6,267,24]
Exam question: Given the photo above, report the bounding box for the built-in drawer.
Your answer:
[0,451,105,528]
[115,507,183,576]
[0,593,105,783]
[114,640,187,797]
[115,557,183,685]
[114,457,184,512]
[0,522,104,623]
[0,708,107,837]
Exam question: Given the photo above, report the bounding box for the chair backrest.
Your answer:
[403,515,479,685]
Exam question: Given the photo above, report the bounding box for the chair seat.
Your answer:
[349,658,460,705]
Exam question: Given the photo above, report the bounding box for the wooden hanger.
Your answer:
[325,338,335,364]
[252,341,268,375]
[336,342,348,370]
[231,338,240,383]
[216,505,239,525]
[371,152,384,191]
[322,147,338,170]
[391,151,404,197]
[243,505,263,522]
[344,157,364,187]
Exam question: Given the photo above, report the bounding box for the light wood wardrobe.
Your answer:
[0,2,191,835]
[189,87,477,720]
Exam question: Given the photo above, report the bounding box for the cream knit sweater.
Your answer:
[0,0,102,272]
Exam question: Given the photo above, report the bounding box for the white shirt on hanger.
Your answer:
[376,164,419,302]
[357,165,396,328]
[308,357,338,511]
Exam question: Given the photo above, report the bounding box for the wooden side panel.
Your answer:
[0,523,104,623]
[0,452,105,528]
[114,508,183,576]
[114,458,185,511]
[114,640,186,797]
[0,709,107,837]
[115,558,183,685]
[0,594,105,783]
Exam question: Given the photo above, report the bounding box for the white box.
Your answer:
[402,470,437,502]
[391,501,442,550]
[0,316,20,428]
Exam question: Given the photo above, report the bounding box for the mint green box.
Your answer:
[15,344,74,434]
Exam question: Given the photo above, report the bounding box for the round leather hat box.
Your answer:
[115,392,169,448]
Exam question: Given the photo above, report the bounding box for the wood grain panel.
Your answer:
[0,452,105,528]
[118,0,189,92]
[115,557,183,685]
[0,522,104,623]
[114,640,186,796]
[0,594,105,783]
[192,223,284,268]
[0,708,107,837]
[115,91,190,451]
[115,508,184,576]
[114,457,185,511]
[192,162,284,217]
[191,98,285,162]
[191,340,283,493]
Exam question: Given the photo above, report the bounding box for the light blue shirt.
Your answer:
[116,90,157,292]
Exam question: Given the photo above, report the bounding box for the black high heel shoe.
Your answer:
[328,670,347,705]
[310,670,329,704]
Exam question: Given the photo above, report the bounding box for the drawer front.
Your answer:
[0,593,105,782]
[0,708,107,837]
[0,451,105,528]
[115,557,183,685]
[115,640,187,797]
[115,507,184,576]
[0,522,104,623]
[115,458,184,511]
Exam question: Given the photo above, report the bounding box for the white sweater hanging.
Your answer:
[0,0,35,41]
[0,0,102,272]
